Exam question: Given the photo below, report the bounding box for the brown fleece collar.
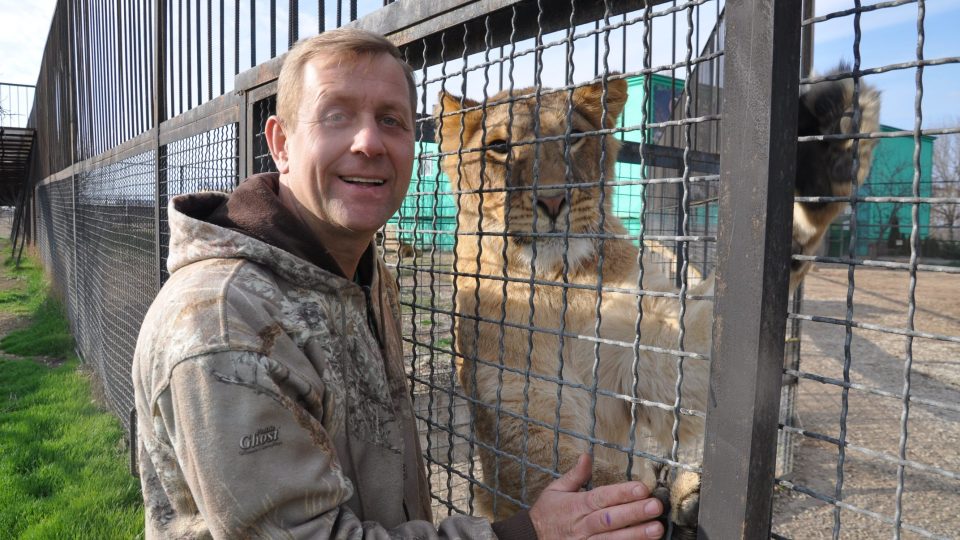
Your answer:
[206,172,374,285]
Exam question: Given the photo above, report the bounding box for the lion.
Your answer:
[434,71,878,535]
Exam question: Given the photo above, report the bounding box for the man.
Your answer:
[132,27,666,539]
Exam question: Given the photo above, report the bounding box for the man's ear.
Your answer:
[264,115,290,174]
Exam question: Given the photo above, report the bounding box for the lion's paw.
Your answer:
[652,469,700,539]
[668,470,700,538]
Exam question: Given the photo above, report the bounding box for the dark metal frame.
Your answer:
[699,2,800,537]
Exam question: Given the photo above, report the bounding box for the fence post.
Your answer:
[698,1,802,538]
[67,0,79,339]
[71,171,78,330]
[154,0,167,290]
[238,89,250,181]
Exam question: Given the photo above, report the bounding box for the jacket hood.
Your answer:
[166,190,361,291]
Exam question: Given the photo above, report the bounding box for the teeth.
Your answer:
[342,176,385,185]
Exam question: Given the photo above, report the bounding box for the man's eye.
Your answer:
[322,112,348,124]
[382,116,403,128]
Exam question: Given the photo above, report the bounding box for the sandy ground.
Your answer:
[772,264,960,539]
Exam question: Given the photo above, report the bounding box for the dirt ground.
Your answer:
[772,263,960,539]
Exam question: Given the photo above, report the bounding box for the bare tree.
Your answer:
[931,123,960,243]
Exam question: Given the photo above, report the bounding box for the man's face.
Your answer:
[275,53,414,243]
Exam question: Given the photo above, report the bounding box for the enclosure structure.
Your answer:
[22,0,960,538]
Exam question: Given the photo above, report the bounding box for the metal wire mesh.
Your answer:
[771,1,960,538]
[159,123,240,282]
[253,95,279,174]
[35,179,75,318]
[71,153,157,431]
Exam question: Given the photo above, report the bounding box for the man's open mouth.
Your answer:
[341,176,385,186]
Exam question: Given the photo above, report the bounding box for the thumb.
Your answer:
[548,453,593,493]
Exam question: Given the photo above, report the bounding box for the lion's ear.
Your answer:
[573,77,628,129]
[435,91,482,154]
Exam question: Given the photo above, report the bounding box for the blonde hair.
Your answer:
[276,27,416,131]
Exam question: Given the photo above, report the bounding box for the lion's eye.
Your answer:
[570,129,586,147]
[486,139,509,155]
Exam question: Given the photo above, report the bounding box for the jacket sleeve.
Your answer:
[153,349,504,540]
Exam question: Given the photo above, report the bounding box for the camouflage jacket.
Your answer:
[132,188,499,539]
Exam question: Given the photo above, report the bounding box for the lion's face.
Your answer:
[435,80,627,267]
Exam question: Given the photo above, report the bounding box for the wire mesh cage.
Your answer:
[159,123,240,282]
[34,178,75,316]
[21,0,960,537]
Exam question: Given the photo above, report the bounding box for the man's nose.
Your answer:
[351,119,386,157]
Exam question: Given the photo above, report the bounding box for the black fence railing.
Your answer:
[0,83,35,129]
[24,0,960,538]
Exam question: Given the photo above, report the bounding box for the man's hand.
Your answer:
[529,454,665,540]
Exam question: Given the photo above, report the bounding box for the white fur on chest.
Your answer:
[515,237,595,274]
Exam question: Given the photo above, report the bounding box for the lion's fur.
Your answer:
[434,72,878,522]
[436,80,712,519]
[792,72,881,287]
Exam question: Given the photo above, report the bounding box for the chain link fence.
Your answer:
[22,0,959,537]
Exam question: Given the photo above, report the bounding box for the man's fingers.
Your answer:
[590,520,665,540]
[548,454,594,493]
[585,479,653,511]
[584,497,663,535]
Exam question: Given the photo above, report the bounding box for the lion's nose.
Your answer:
[535,194,567,220]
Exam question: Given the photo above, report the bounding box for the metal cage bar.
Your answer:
[698,0,801,538]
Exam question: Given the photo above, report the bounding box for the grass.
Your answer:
[0,254,73,358]
[0,240,144,539]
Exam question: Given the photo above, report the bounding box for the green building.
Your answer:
[391,141,456,250]
[613,75,689,239]
[826,125,935,257]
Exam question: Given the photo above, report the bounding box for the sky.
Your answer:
[1,0,958,129]
[0,0,57,85]
[811,0,960,129]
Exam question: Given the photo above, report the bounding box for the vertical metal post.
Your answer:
[674,181,684,287]
[800,0,815,77]
[289,0,298,46]
[154,0,168,291]
[238,90,249,181]
[698,1,802,538]
[67,0,78,188]
[778,0,814,480]
[71,171,78,327]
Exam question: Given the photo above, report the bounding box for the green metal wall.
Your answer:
[827,125,935,257]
